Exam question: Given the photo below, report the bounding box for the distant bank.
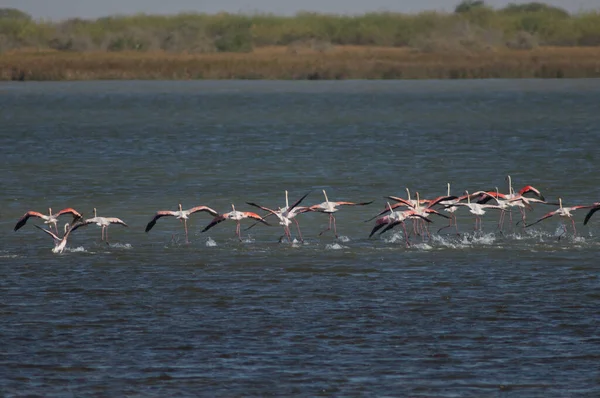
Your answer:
[2,46,600,81]
[2,1,600,80]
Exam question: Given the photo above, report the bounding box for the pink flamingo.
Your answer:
[369,203,431,247]
[15,207,83,234]
[525,198,594,239]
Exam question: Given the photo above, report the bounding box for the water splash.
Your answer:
[241,236,255,244]
[205,238,217,247]
[325,243,348,250]
[337,235,350,243]
[382,232,405,244]
[108,243,133,249]
[65,246,87,253]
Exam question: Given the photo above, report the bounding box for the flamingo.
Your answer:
[305,189,373,238]
[34,221,82,254]
[145,203,218,243]
[79,208,128,243]
[369,187,452,222]
[525,198,593,238]
[378,190,451,238]
[505,175,545,201]
[583,203,600,225]
[432,183,466,234]
[369,203,431,247]
[246,190,311,243]
[451,190,504,231]
[385,187,431,210]
[14,207,83,234]
[202,204,270,241]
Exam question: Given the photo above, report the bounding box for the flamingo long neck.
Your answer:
[323,190,329,203]
[178,204,183,212]
[416,192,421,208]
[49,207,53,216]
[93,208,97,218]
[406,188,411,202]
[447,183,450,197]
[285,190,289,209]
[63,223,70,235]
[507,175,513,195]
[386,202,393,212]
[559,198,562,209]
[466,191,471,205]
[231,204,236,213]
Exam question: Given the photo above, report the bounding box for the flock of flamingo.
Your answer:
[12,176,600,253]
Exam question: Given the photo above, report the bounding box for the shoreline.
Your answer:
[2,46,600,81]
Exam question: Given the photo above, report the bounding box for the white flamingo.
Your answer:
[305,189,373,238]
[452,190,503,231]
[34,222,81,254]
[202,204,270,241]
[145,203,218,243]
[78,208,128,243]
[246,190,310,243]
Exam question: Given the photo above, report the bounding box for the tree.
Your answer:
[454,1,487,14]
[0,8,32,20]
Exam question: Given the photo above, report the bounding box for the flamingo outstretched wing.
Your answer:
[244,212,270,226]
[14,211,45,231]
[334,200,373,207]
[34,224,60,241]
[519,185,545,201]
[188,206,219,217]
[145,211,175,233]
[525,211,557,228]
[105,217,128,227]
[584,204,600,225]
[56,208,84,222]
[201,215,227,233]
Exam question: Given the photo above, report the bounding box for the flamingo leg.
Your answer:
[184,219,189,244]
[402,221,410,248]
[332,215,338,238]
[453,214,460,235]
[519,208,526,228]
[319,213,334,236]
[571,217,577,237]
[425,220,431,240]
[294,219,304,243]
[105,226,110,244]
[438,217,452,233]
[236,221,242,241]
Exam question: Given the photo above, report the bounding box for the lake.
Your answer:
[1,80,599,397]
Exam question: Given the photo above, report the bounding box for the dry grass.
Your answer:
[2,45,600,80]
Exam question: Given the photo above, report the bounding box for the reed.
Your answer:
[2,46,600,80]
